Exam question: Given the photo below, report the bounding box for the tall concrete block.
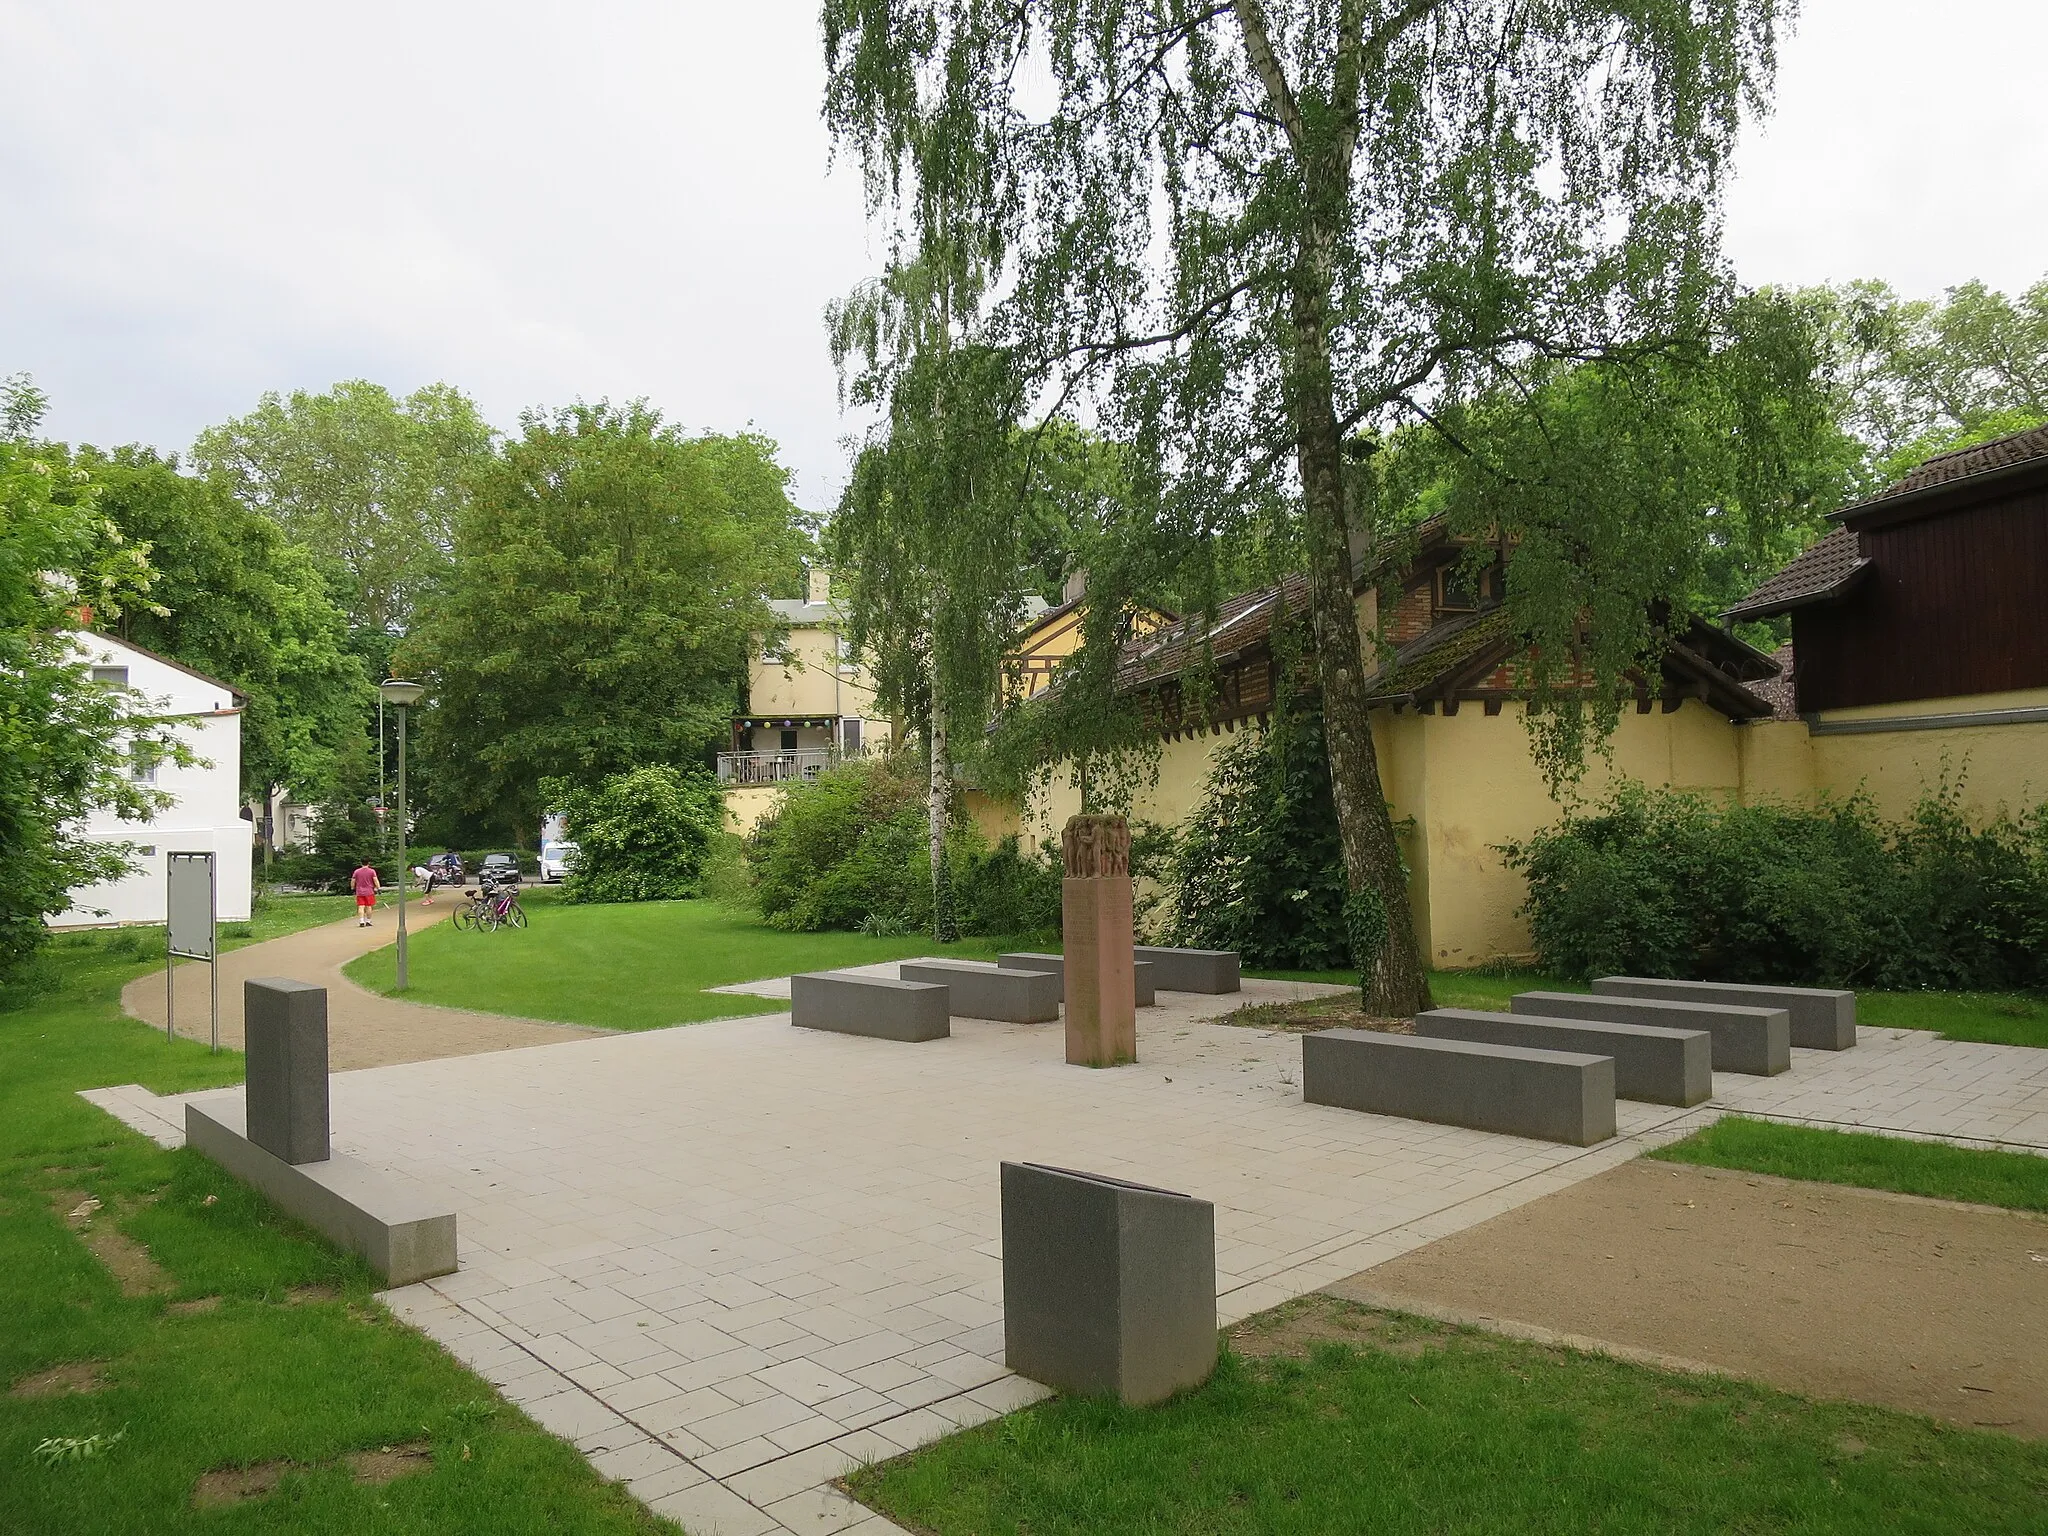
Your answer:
[1062,816,1137,1067]
[791,972,951,1041]
[1513,991,1790,1076]
[1593,977,1856,1050]
[998,952,1156,1007]
[900,960,1061,1023]
[1415,1007,1712,1107]
[1000,1161,1217,1406]
[1302,1030,1616,1145]
[243,977,330,1165]
[1132,947,1241,994]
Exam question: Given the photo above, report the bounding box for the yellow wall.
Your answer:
[1805,688,2048,822]
[748,626,885,722]
[724,785,783,837]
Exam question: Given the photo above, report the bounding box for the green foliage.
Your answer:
[1503,780,2048,990]
[546,766,724,904]
[951,836,1061,940]
[1812,276,2048,488]
[0,379,174,980]
[749,757,933,933]
[192,379,495,633]
[76,444,370,805]
[1168,715,1354,971]
[404,403,806,839]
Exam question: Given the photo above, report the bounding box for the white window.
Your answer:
[836,633,858,672]
[91,665,129,687]
[840,718,863,755]
[131,760,158,785]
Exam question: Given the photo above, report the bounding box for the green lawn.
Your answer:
[1650,1115,2048,1212]
[0,932,674,1535]
[849,1296,2048,1535]
[1255,967,2048,1047]
[345,897,1012,1030]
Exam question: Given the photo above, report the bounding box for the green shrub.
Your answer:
[1167,713,1355,970]
[545,765,723,904]
[1503,779,2048,989]
[748,757,934,932]
[953,835,1062,939]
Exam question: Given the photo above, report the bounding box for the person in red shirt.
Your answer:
[352,862,380,927]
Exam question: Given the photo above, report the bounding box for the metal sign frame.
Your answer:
[165,851,220,1052]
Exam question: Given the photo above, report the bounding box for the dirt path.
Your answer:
[123,903,599,1069]
[1329,1159,2048,1438]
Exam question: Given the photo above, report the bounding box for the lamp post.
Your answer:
[379,679,427,990]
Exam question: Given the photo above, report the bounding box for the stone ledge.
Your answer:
[184,1092,457,1286]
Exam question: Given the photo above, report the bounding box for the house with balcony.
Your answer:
[720,568,896,832]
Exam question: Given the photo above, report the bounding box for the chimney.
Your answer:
[807,565,832,604]
[1062,567,1088,605]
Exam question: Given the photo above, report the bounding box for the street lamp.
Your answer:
[379,679,427,990]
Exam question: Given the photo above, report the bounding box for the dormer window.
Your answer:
[1435,561,1498,614]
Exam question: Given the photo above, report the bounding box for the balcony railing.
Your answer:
[716,749,834,785]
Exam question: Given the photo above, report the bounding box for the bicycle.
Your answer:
[460,878,526,932]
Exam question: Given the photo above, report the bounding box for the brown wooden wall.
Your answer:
[1793,489,2048,712]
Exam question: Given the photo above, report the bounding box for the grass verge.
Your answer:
[343,897,1012,1030]
[1650,1115,2048,1212]
[0,930,675,1535]
[848,1295,2048,1535]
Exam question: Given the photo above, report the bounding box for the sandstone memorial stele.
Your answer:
[1060,814,1137,1067]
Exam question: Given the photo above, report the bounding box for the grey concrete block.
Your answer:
[791,972,950,1041]
[1302,1030,1616,1146]
[1513,991,1790,1076]
[1132,946,1241,994]
[998,952,1157,1007]
[1415,1007,1711,1107]
[185,1093,456,1285]
[1000,1161,1216,1406]
[1593,977,1856,1050]
[243,977,330,1165]
[900,959,1061,1023]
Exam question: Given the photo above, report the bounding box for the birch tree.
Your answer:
[823,0,1796,1013]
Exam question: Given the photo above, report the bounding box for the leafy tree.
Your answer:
[74,446,371,833]
[825,0,1798,1014]
[1815,276,2048,484]
[193,380,495,633]
[0,377,174,978]
[402,403,807,843]
[544,766,725,904]
[746,755,935,932]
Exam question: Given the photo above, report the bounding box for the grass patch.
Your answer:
[0,930,675,1534]
[1649,1116,2048,1212]
[849,1294,2048,1535]
[343,898,1011,1031]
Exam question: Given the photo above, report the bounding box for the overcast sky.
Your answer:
[4,2,2044,510]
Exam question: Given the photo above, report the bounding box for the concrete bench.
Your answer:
[1513,991,1789,1076]
[997,952,1157,1007]
[792,971,951,1041]
[1133,946,1241,994]
[1593,977,1856,1050]
[1415,1007,1711,1107]
[186,1094,456,1286]
[1302,1029,1616,1146]
[899,960,1061,1023]
[1001,1162,1216,1406]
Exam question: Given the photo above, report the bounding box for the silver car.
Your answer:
[539,840,579,883]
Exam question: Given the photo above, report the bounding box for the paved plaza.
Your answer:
[87,968,2048,1536]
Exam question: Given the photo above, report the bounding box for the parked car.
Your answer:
[479,852,521,886]
[539,840,579,883]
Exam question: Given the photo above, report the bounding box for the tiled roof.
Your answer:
[1116,572,1312,688]
[1722,526,1869,622]
[1746,643,1800,721]
[1855,421,2048,507]
[1363,606,1515,700]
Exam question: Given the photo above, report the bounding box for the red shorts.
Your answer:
[356,895,376,910]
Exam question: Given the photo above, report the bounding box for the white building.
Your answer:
[49,633,254,928]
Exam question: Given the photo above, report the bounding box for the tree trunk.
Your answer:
[927,675,958,943]
[1288,283,1433,1017]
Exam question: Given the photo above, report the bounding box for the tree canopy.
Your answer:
[824,0,1802,1012]
[193,380,495,634]
[401,403,808,841]
[77,445,370,808]
[0,378,174,979]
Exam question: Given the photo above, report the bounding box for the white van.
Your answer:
[539,840,579,883]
